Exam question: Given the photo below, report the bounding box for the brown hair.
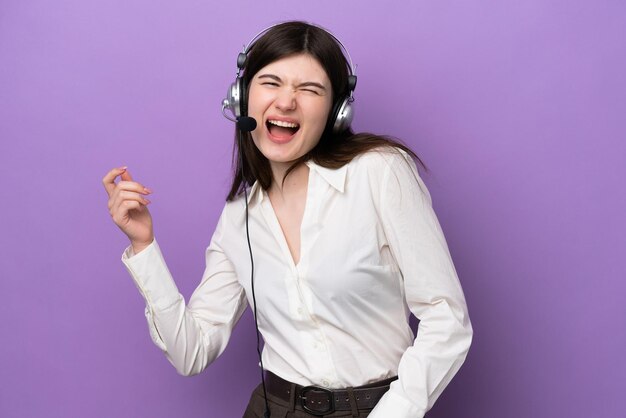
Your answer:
[226,21,428,201]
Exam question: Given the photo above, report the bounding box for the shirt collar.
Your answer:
[305,159,348,193]
[244,159,348,206]
[245,180,263,206]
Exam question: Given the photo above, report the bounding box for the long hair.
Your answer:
[226,21,428,201]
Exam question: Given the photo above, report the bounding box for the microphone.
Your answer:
[221,98,257,132]
[237,116,257,132]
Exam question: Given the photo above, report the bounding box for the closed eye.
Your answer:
[257,74,327,95]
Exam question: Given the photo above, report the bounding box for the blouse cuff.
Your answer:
[120,237,181,309]
[368,388,425,418]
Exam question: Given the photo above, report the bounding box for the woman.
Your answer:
[102,21,473,418]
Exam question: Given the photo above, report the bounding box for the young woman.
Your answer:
[102,21,473,418]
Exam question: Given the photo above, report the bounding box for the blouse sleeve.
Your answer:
[120,206,248,376]
[368,149,473,418]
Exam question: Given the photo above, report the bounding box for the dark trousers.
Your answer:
[242,381,377,418]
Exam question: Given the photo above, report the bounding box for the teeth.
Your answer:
[268,119,299,128]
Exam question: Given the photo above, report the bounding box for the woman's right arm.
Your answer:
[103,166,247,376]
[120,208,247,376]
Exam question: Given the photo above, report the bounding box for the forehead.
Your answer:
[253,53,330,85]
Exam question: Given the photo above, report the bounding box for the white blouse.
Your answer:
[121,147,473,418]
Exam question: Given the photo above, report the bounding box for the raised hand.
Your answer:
[103,166,154,254]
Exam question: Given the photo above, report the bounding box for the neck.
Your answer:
[269,161,309,199]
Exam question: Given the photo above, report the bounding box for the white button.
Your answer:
[297,307,303,314]
[322,379,330,386]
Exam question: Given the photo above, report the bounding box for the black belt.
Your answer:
[265,371,398,416]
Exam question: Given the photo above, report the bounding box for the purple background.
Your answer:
[1,1,624,417]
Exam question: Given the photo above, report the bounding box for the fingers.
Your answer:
[102,166,128,196]
[103,166,153,222]
[102,167,152,198]
[110,189,152,219]
[120,169,133,182]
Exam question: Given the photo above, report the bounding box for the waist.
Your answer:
[264,370,398,416]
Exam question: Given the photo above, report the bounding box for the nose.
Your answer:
[273,87,297,112]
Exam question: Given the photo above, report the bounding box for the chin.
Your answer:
[260,147,301,165]
[254,138,301,162]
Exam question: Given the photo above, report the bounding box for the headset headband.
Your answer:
[236,21,357,99]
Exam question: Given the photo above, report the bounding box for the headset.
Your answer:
[221,21,358,134]
[220,22,358,418]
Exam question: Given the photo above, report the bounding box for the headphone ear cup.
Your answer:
[327,96,343,134]
[330,96,353,133]
[226,78,242,118]
[239,77,248,118]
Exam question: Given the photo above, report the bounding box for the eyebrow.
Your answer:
[257,74,327,91]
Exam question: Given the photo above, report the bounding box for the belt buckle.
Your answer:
[300,385,335,416]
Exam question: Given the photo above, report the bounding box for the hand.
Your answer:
[103,166,154,251]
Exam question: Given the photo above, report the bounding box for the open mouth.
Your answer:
[266,119,300,141]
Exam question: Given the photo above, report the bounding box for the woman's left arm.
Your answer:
[368,149,474,418]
